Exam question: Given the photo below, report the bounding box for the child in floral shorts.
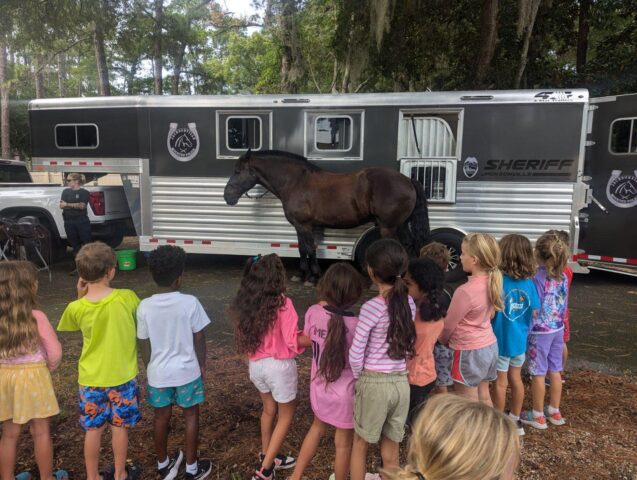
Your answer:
[58,242,142,480]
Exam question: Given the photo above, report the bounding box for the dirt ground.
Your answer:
[10,247,637,479]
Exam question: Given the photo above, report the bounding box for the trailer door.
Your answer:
[580,94,637,265]
[397,112,461,203]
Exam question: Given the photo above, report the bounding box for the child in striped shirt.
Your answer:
[349,239,416,480]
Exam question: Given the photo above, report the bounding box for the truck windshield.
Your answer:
[0,164,32,183]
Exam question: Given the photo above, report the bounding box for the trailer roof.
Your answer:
[29,89,589,110]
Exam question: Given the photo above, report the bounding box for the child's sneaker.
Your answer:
[158,450,184,480]
[259,453,296,470]
[544,407,566,426]
[520,410,548,430]
[515,419,526,436]
[184,459,212,480]
[251,465,275,480]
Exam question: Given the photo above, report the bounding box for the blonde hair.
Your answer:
[535,231,569,280]
[384,394,519,480]
[76,242,117,282]
[419,241,450,271]
[463,233,503,311]
[0,261,40,359]
[66,172,86,185]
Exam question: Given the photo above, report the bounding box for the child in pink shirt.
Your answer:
[229,254,303,480]
[0,261,67,480]
[290,263,364,480]
[403,258,449,427]
[439,233,503,405]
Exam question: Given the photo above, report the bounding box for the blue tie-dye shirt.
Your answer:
[531,267,569,334]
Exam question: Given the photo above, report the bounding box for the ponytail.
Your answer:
[318,312,347,383]
[536,232,569,280]
[488,266,504,312]
[387,276,416,360]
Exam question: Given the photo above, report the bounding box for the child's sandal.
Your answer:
[15,472,33,480]
[53,470,69,480]
[124,464,141,480]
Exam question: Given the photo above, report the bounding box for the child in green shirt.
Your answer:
[58,242,141,480]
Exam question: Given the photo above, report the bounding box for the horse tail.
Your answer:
[398,179,430,256]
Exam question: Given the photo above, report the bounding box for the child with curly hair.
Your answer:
[229,254,303,480]
[137,245,212,479]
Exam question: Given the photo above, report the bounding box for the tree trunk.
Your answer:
[513,0,541,89]
[576,0,590,77]
[127,60,138,95]
[171,43,186,95]
[153,0,163,95]
[34,55,45,99]
[474,0,498,88]
[0,42,10,159]
[94,21,111,96]
[279,0,302,94]
[57,53,67,97]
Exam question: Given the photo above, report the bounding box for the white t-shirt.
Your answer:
[137,291,211,388]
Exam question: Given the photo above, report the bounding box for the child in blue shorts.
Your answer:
[58,242,142,480]
[137,245,212,480]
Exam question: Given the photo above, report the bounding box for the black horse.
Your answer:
[224,150,429,284]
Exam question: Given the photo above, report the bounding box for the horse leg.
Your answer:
[290,228,310,283]
[295,225,320,287]
[304,234,321,287]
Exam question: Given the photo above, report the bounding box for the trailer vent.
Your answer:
[460,95,494,101]
[282,98,310,103]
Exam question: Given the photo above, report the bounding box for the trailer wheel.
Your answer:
[354,229,381,270]
[429,230,466,283]
[35,217,68,263]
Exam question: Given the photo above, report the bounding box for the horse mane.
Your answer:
[253,150,323,172]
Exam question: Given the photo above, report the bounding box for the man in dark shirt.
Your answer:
[60,173,91,273]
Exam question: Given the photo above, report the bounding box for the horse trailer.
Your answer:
[28,90,637,279]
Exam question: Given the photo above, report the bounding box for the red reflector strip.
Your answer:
[79,161,87,166]
[49,161,58,165]
[64,161,72,165]
[575,253,637,265]
[600,256,613,262]
[149,238,158,243]
[95,161,103,166]
[36,166,44,171]
[289,244,299,248]
[184,240,193,245]
[628,259,637,265]
[167,239,176,244]
[271,243,280,247]
[202,240,212,245]
[327,245,337,250]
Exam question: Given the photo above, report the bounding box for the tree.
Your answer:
[474,0,499,88]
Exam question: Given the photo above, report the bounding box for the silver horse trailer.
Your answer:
[29,89,633,278]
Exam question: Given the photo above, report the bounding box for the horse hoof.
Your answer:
[290,275,302,283]
[303,280,316,287]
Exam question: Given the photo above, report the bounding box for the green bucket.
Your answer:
[116,249,137,271]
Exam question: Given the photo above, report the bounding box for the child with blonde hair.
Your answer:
[521,231,570,430]
[58,242,141,480]
[0,261,68,480]
[290,262,364,480]
[491,234,540,436]
[419,242,453,393]
[383,394,519,480]
[439,233,502,404]
[229,254,302,480]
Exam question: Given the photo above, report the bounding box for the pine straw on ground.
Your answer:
[13,340,637,480]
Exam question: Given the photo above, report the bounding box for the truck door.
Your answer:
[580,94,637,266]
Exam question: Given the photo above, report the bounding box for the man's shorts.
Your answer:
[496,353,526,372]
[249,357,297,403]
[147,377,204,409]
[353,371,409,444]
[79,379,141,430]
[451,343,498,388]
[527,330,564,376]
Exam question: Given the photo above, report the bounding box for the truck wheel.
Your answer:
[102,232,124,249]
[429,231,466,283]
[35,218,67,263]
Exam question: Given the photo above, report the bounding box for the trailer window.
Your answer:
[315,117,352,151]
[227,117,262,150]
[55,124,99,149]
[610,118,637,154]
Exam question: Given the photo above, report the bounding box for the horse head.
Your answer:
[224,149,259,206]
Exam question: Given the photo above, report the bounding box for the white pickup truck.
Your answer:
[0,159,135,260]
